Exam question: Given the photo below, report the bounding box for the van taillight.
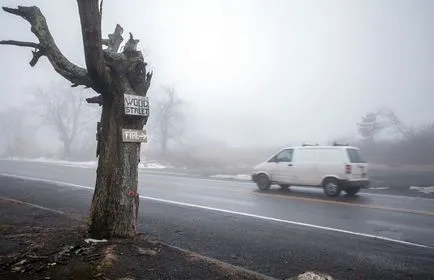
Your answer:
[345,164,352,174]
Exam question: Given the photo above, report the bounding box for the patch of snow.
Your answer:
[291,271,334,280]
[5,157,97,169]
[138,161,172,169]
[84,238,107,244]
[139,170,188,176]
[210,174,251,181]
[5,157,174,170]
[369,187,390,190]
[409,186,434,194]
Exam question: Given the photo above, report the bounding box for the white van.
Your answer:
[251,145,369,197]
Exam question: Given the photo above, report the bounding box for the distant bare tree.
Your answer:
[357,112,387,143]
[356,108,434,165]
[377,107,412,138]
[31,84,95,159]
[149,85,185,156]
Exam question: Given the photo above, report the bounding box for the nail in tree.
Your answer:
[0,1,153,238]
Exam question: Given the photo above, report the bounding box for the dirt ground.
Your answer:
[0,199,271,280]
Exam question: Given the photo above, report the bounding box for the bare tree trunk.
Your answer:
[63,140,72,159]
[88,84,142,238]
[161,132,168,156]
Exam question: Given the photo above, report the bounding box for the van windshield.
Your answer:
[346,148,366,163]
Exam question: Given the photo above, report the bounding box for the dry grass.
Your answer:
[100,245,117,269]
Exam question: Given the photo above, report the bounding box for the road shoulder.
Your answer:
[0,197,274,280]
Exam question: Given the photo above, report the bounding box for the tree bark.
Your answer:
[88,81,142,238]
[76,0,110,93]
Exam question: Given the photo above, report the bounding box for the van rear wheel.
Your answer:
[323,178,342,197]
[344,187,360,196]
[256,174,271,191]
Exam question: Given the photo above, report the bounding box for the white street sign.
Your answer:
[122,129,147,143]
[124,94,149,116]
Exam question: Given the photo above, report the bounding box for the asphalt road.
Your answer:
[0,160,433,279]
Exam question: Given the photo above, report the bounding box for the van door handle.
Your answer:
[288,163,293,167]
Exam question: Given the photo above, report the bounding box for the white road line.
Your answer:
[0,173,93,190]
[361,191,434,201]
[138,195,432,249]
[140,173,434,201]
[0,195,66,215]
[2,161,433,201]
[139,170,189,176]
[0,173,432,249]
[0,159,186,175]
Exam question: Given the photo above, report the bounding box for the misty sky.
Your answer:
[0,0,433,147]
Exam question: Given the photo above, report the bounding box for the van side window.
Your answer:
[272,149,293,162]
[346,148,366,163]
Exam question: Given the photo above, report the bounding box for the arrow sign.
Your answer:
[122,129,147,143]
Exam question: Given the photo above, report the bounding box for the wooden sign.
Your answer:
[124,94,149,116]
[122,129,147,143]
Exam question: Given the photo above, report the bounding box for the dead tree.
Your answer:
[377,107,412,138]
[31,85,92,159]
[151,85,185,156]
[0,2,152,238]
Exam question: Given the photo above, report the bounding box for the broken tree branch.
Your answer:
[145,71,153,93]
[99,0,104,17]
[102,24,124,53]
[0,40,45,66]
[77,0,110,93]
[0,40,40,49]
[30,49,45,66]
[86,94,104,106]
[123,32,140,54]
[1,6,92,89]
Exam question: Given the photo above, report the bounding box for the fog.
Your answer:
[0,0,433,167]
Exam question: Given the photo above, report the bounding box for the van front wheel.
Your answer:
[323,178,342,197]
[256,174,271,191]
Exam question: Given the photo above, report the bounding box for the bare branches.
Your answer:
[0,40,40,49]
[2,6,24,17]
[77,0,110,93]
[2,4,153,103]
[1,6,92,89]
[30,84,98,158]
[0,40,44,66]
[102,24,124,52]
[148,85,185,154]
